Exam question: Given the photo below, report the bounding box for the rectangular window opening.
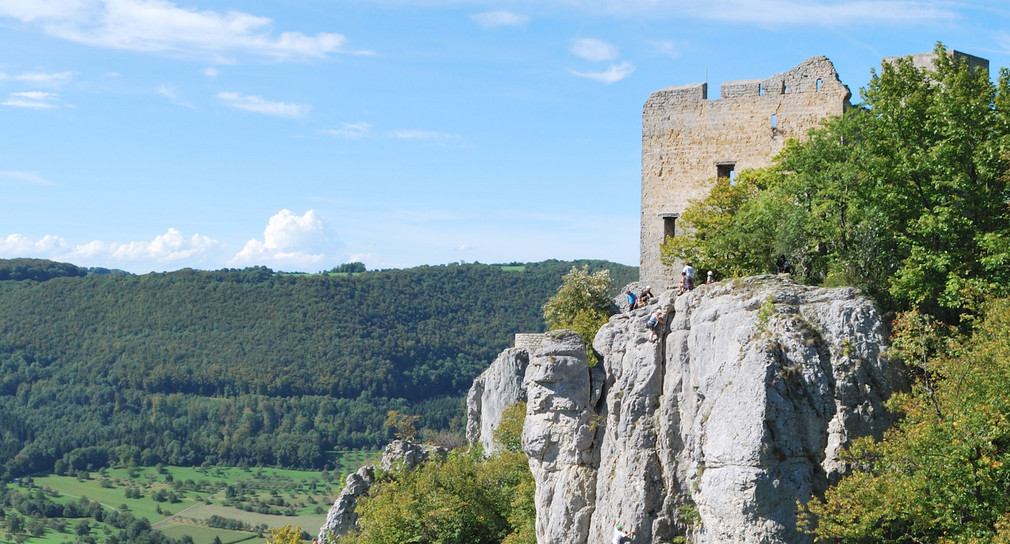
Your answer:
[663,216,677,239]
[816,78,823,92]
[660,213,679,242]
[771,114,777,129]
[758,84,765,96]
[717,162,735,184]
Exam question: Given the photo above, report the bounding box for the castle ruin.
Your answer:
[639,50,990,289]
[639,56,852,289]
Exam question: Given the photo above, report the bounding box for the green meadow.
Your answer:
[3,454,377,544]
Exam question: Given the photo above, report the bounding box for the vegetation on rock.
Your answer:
[542,265,615,364]
[343,403,535,544]
[660,42,1010,543]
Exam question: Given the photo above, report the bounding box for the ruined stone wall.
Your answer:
[882,49,989,74]
[640,56,851,289]
[514,333,545,352]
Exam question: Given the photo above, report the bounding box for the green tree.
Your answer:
[800,297,1010,543]
[266,524,304,544]
[384,411,420,441]
[352,404,535,544]
[660,167,784,279]
[662,43,1010,321]
[542,266,614,364]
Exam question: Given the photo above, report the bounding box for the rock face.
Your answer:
[317,440,447,542]
[318,466,374,541]
[466,347,530,455]
[469,275,905,544]
[522,329,606,544]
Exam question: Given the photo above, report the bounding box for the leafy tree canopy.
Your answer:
[0,258,636,478]
[344,403,534,544]
[542,265,615,364]
[662,43,1010,322]
[800,297,1010,543]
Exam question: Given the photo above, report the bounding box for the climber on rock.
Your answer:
[647,307,665,343]
[612,523,634,543]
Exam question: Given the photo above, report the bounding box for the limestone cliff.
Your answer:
[317,440,447,542]
[468,275,905,544]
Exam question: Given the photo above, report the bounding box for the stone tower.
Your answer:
[639,56,852,289]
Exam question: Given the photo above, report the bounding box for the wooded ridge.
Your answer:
[0,258,636,479]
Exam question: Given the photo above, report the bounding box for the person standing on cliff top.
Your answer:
[612,523,634,544]
[625,289,638,311]
[683,263,696,290]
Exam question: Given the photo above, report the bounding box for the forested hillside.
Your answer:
[0,258,636,479]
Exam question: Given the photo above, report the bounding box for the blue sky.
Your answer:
[1,0,1008,274]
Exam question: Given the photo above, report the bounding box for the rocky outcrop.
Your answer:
[470,275,906,544]
[318,466,374,541]
[522,330,606,544]
[466,347,530,455]
[317,440,447,542]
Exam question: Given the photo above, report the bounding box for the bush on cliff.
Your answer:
[542,265,614,364]
[800,297,1010,543]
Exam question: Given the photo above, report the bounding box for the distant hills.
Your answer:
[0,258,636,478]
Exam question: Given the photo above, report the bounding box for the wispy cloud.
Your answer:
[0,70,76,86]
[321,122,372,139]
[651,40,682,59]
[231,209,338,270]
[0,0,347,62]
[0,171,57,185]
[202,67,219,78]
[156,83,192,107]
[687,0,955,25]
[568,61,635,84]
[471,10,530,29]
[217,92,310,118]
[389,129,461,141]
[571,38,618,62]
[2,91,64,108]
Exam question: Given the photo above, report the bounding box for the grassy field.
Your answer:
[3,455,378,544]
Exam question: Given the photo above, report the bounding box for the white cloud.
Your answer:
[0,171,56,185]
[570,38,618,62]
[202,67,219,78]
[321,122,372,139]
[95,228,218,262]
[0,234,68,255]
[0,1,89,22]
[471,10,529,28]
[0,0,346,62]
[231,209,336,270]
[0,229,219,268]
[217,91,310,118]
[2,91,63,108]
[568,61,635,84]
